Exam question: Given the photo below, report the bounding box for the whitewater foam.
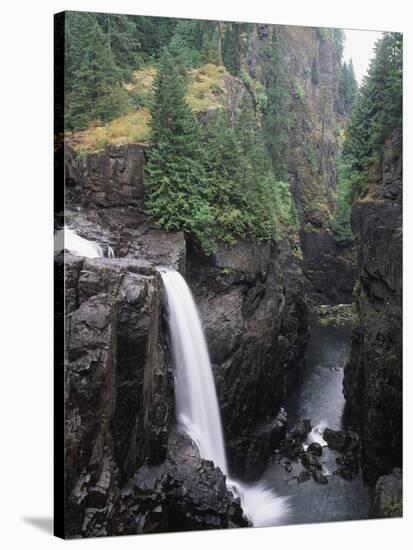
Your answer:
[160,267,289,527]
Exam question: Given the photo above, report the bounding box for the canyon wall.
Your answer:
[343,129,402,484]
[245,25,355,304]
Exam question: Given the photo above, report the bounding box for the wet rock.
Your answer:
[312,469,328,485]
[334,452,359,481]
[323,428,351,452]
[109,432,248,535]
[300,231,356,305]
[297,470,312,484]
[307,442,323,456]
[280,418,312,460]
[369,468,402,518]
[316,303,356,328]
[302,452,322,471]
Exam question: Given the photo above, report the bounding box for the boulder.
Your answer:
[323,428,352,452]
[109,431,248,535]
[369,468,402,518]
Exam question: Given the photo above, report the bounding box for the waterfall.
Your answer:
[160,267,289,527]
[54,227,114,258]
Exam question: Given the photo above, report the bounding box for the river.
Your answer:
[262,319,372,525]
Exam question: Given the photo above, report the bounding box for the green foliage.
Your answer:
[332,33,402,241]
[332,156,355,243]
[343,32,402,197]
[95,14,142,80]
[65,12,131,130]
[222,23,242,75]
[293,78,305,100]
[339,59,358,113]
[145,48,214,253]
[311,58,320,85]
[261,36,293,181]
[382,498,402,518]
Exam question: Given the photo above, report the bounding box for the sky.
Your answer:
[343,29,383,84]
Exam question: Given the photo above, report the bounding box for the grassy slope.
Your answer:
[66,64,228,154]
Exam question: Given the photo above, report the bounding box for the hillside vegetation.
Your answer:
[63,12,364,254]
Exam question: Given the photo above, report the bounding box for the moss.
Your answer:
[293,78,305,100]
[382,497,403,518]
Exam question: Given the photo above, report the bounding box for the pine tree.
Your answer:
[262,34,293,180]
[145,48,214,253]
[203,110,247,244]
[65,12,129,130]
[235,94,279,240]
[222,23,240,75]
[339,59,358,114]
[96,14,142,80]
[343,32,402,191]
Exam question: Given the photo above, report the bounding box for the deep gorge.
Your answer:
[56,19,402,538]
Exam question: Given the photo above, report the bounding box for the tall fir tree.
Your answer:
[65,12,129,130]
[203,109,247,243]
[343,32,402,194]
[262,34,293,181]
[145,48,214,253]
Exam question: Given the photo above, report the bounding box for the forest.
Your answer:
[57,12,403,538]
[63,13,399,254]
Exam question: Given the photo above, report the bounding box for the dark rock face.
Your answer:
[300,230,355,304]
[343,129,402,483]
[62,254,171,537]
[323,428,352,452]
[64,144,186,271]
[109,432,247,536]
[369,468,402,518]
[65,144,148,208]
[62,254,246,538]
[186,239,308,479]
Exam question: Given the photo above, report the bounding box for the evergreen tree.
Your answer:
[332,156,355,243]
[65,12,129,130]
[96,14,142,80]
[339,59,358,114]
[262,34,293,180]
[343,32,402,194]
[203,110,247,243]
[222,23,241,75]
[145,48,214,253]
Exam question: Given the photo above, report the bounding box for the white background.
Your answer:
[0,0,410,548]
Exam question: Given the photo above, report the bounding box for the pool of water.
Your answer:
[262,319,372,525]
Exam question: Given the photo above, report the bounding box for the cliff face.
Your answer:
[343,129,402,483]
[62,141,308,535]
[187,238,307,479]
[245,25,355,304]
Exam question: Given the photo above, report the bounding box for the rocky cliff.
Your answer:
[187,238,307,479]
[244,25,355,304]
[60,139,309,535]
[60,251,246,537]
[343,129,402,484]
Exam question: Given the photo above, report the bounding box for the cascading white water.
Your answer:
[160,267,289,527]
[54,226,114,259]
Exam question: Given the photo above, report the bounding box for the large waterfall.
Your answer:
[160,268,289,527]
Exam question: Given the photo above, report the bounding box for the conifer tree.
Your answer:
[262,35,293,180]
[203,110,247,243]
[65,12,129,130]
[145,48,213,253]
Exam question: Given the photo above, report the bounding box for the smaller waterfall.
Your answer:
[160,268,289,527]
[54,227,114,259]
